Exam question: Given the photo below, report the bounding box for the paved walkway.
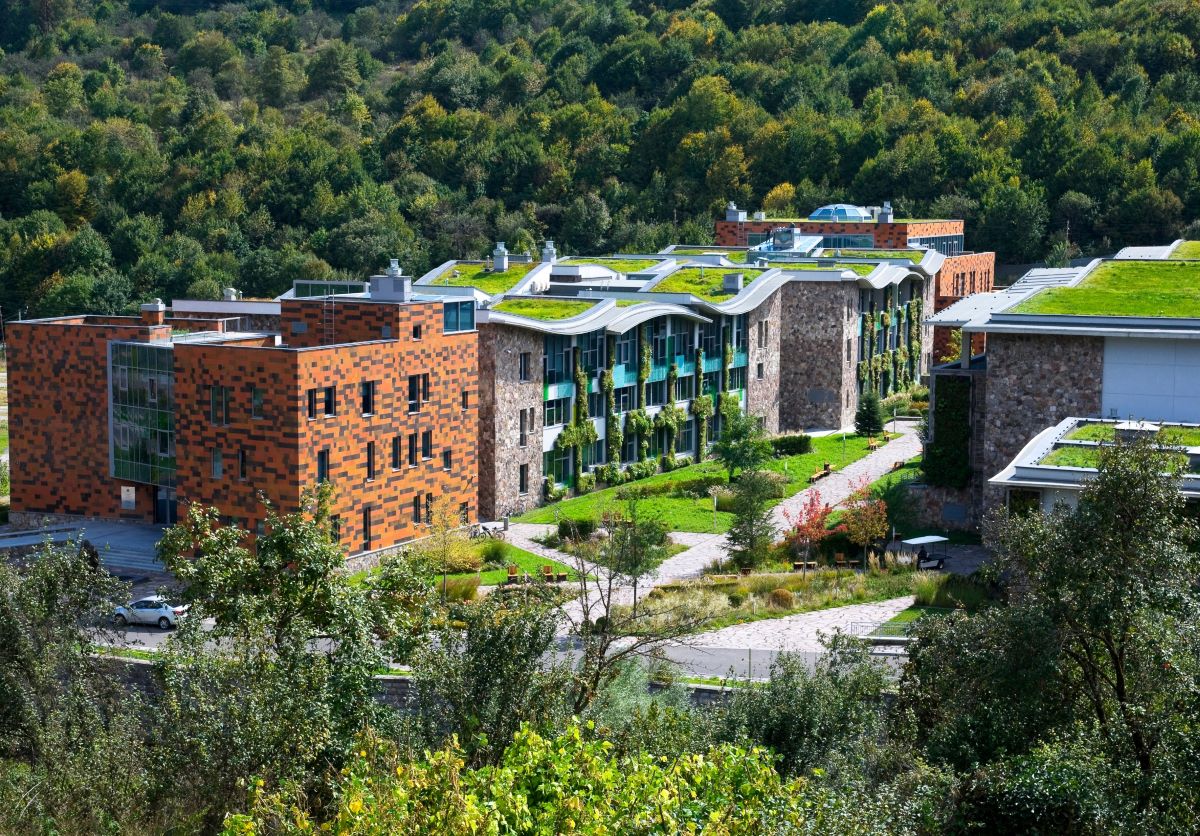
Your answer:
[681,596,914,653]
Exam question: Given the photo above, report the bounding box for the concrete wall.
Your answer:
[477,325,545,520]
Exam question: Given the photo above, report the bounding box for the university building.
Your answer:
[715,202,995,359]
[8,271,478,557]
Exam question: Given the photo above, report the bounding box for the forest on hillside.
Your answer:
[2,0,1200,317]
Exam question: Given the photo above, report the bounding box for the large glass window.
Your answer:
[582,439,604,470]
[443,301,475,333]
[646,381,666,407]
[615,329,637,366]
[109,342,176,488]
[699,319,721,358]
[650,319,669,363]
[908,233,964,256]
[544,397,571,426]
[621,432,638,464]
[675,374,695,401]
[728,367,747,391]
[543,447,572,486]
[820,233,874,250]
[677,418,696,457]
[614,386,636,413]
[731,315,748,351]
[672,317,696,362]
[580,330,604,375]
[543,335,572,385]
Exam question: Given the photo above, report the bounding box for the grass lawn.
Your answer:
[431,262,535,295]
[516,433,881,534]
[560,258,665,273]
[776,261,878,277]
[1159,426,1200,447]
[833,249,925,262]
[1172,241,1200,258]
[652,266,766,300]
[1010,260,1200,318]
[0,421,7,456]
[1065,423,1115,442]
[668,248,749,263]
[491,298,597,320]
[1040,445,1103,468]
[348,541,577,587]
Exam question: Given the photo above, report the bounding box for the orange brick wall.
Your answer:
[282,299,404,347]
[8,318,171,522]
[933,251,994,361]
[714,219,964,248]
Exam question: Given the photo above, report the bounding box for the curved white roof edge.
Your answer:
[693,263,921,315]
[478,298,710,335]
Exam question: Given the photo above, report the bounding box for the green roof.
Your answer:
[559,258,666,273]
[1009,260,1200,318]
[668,248,750,263]
[615,299,642,307]
[491,298,596,321]
[831,249,925,262]
[651,267,766,301]
[1172,241,1200,259]
[776,262,878,277]
[430,262,535,295]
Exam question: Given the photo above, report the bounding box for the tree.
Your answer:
[601,489,669,616]
[713,409,771,482]
[414,494,479,600]
[840,479,889,560]
[782,489,843,569]
[855,388,885,438]
[305,40,361,99]
[43,62,84,116]
[725,469,781,570]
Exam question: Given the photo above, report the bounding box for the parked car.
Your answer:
[113,596,188,630]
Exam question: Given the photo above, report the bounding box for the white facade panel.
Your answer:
[1102,338,1200,422]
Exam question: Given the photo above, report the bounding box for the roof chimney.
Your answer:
[878,200,893,223]
[541,240,557,264]
[723,273,744,293]
[141,298,166,326]
[386,258,401,277]
[725,201,747,223]
[492,241,509,272]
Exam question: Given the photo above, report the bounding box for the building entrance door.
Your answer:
[155,488,177,525]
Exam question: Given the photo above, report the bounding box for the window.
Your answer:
[756,362,764,380]
[672,317,696,362]
[330,516,341,543]
[317,449,330,483]
[543,447,571,486]
[757,320,769,349]
[362,507,372,550]
[442,449,452,470]
[678,418,696,456]
[425,492,434,524]
[846,338,852,362]
[307,388,318,419]
[412,323,422,340]
[366,441,375,480]
[412,496,421,523]
[728,367,747,391]
[582,439,604,470]
[732,315,748,351]
[519,409,529,447]
[676,374,695,401]
[211,449,223,479]
[323,385,337,416]
[361,380,376,415]
[587,390,604,417]
[238,447,247,480]
[543,335,571,384]
[391,436,401,469]
[461,389,469,410]
[621,431,638,464]
[407,373,429,412]
[699,319,721,358]
[518,463,529,495]
[650,319,669,363]
[646,381,666,407]
[702,371,721,396]
[518,352,532,382]
[544,397,570,426]
[408,433,417,466]
[443,301,475,333]
[421,429,433,459]
[614,385,636,412]
[147,377,158,405]
[252,387,265,419]
[580,329,604,374]
[615,330,637,366]
[210,386,229,425]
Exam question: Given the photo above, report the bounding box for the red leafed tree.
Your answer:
[841,478,889,560]
[782,489,843,564]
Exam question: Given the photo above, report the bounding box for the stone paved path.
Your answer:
[682,596,915,653]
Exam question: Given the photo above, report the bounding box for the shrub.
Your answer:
[442,575,479,602]
[544,477,568,502]
[770,434,813,456]
[727,590,746,607]
[595,463,625,486]
[558,518,597,541]
[576,473,596,494]
[712,487,736,513]
[479,539,509,568]
[671,474,726,497]
[768,588,795,609]
[627,459,659,481]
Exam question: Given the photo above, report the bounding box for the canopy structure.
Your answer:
[901,535,950,546]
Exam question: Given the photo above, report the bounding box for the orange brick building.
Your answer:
[715,203,994,361]
[8,279,478,558]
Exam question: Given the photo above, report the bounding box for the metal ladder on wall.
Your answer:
[322,295,336,344]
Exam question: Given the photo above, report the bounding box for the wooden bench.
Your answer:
[834,552,848,570]
[792,560,818,572]
[541,565,555,582]
[506,565,520,585]
[867,438,880,451]
[891,460,905,471]
[809,470,825,484]
[556,571,569,583]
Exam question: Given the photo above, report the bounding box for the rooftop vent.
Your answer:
[492,241,509,272]
[752,211,766,221]
[878,200,894,223]
[723,272,744,293]
[222,287,241,301]
[1114,420,1159,441]
[725,201,747,223]
[370,272,412,302]
[541,240,557,264]
[386,258,401,277]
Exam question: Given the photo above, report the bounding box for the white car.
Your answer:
[113,596,188,630]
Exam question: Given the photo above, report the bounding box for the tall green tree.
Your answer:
[713,410,772,482]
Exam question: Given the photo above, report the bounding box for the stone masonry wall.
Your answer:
[745,291,782,434]
[979,333,1103,512]
[478,325,545,520]
[778,281,857,431]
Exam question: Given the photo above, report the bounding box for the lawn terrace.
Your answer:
[490,298,598,320]
[651,266,768,300]
[1009,260,1200,318]
[430,262,536,295]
